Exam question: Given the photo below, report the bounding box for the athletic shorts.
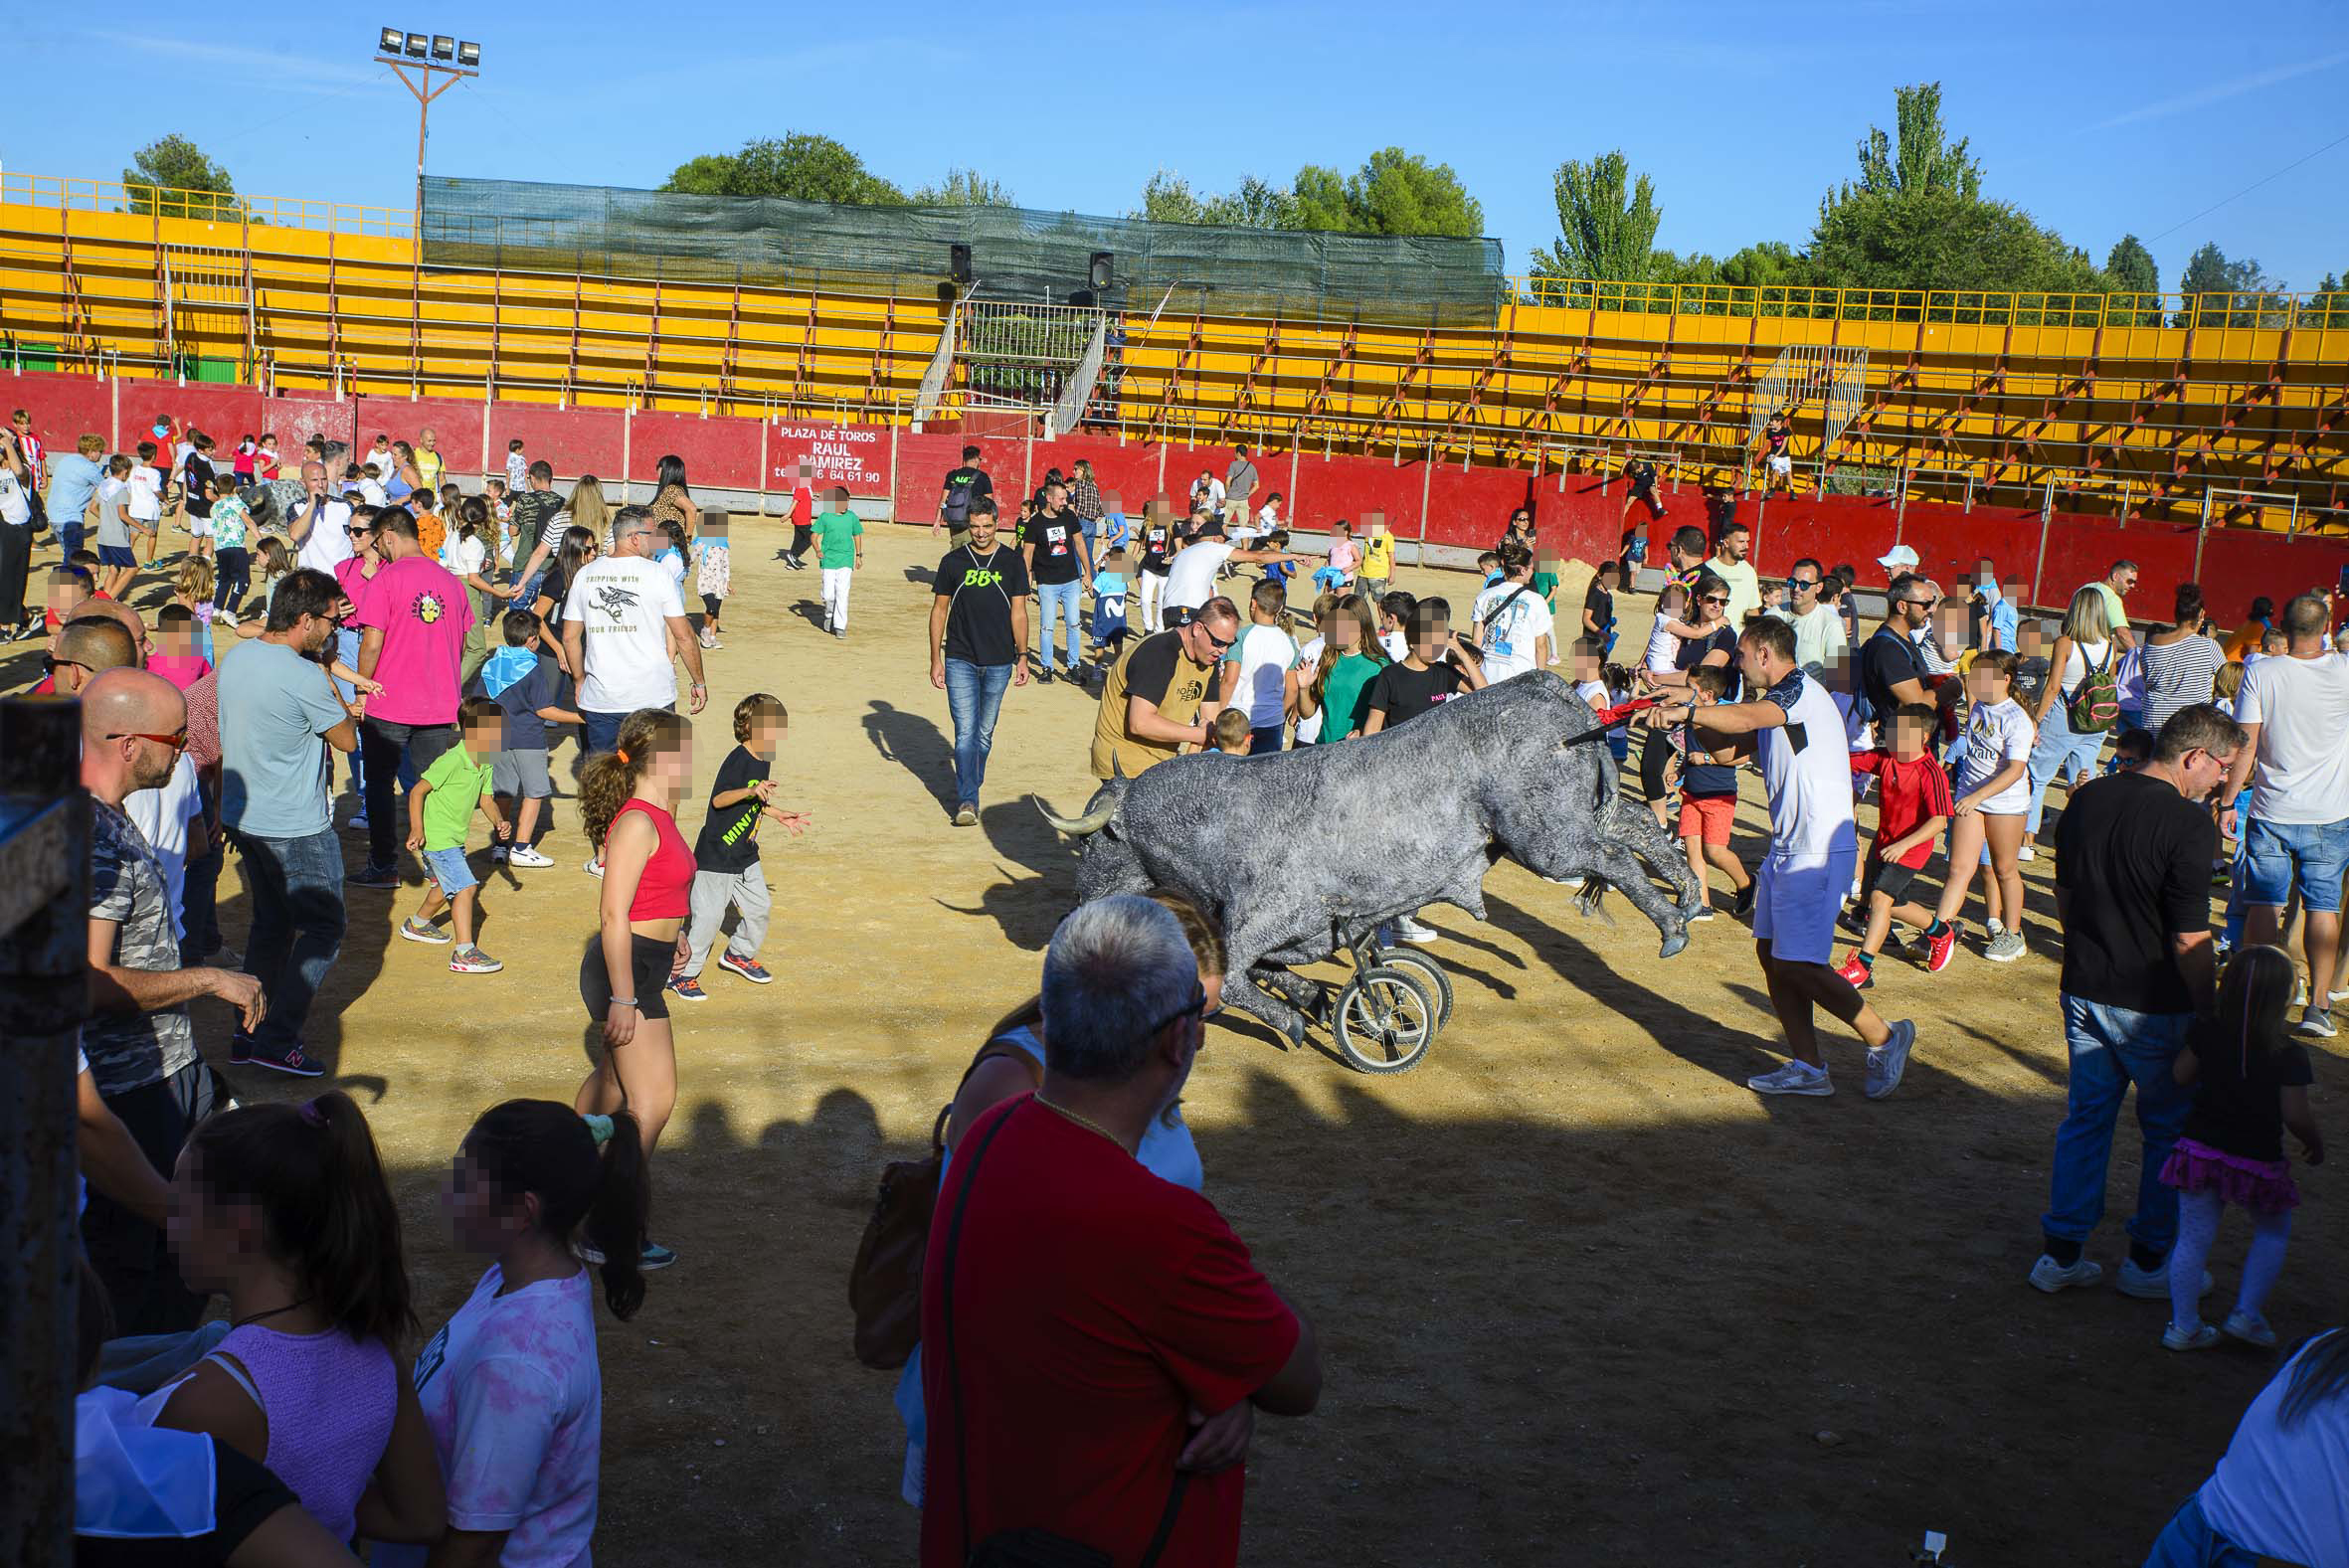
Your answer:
[580,933,674,1022]
[1862,856,1921,907]
[1767,453,1793,476]
[2242,816,2349,914]
[1754,846,1856,966]
[420,845,478,898]
[98,544,137,569]
[189,517,213,539]
[491,747,553,799]
[1677,792,1735,846]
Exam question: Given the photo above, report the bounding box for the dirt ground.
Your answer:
[50,520,2340,1566]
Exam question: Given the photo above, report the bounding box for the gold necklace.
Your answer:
[1033,1094,1132,1154]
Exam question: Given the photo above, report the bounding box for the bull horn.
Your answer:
[1033,796,1115,837]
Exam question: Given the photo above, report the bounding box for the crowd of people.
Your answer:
[7,402,2344,1566]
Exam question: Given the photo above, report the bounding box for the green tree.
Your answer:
[1130,151,1483,238]
[1286,165,1353,232]
[1337,148,1484,238]
[1811,188,2104,305]
[2176,242,2289,326]
[910,168,1015,207]
[122,134,238,220]
[1529,150,1662,300]
[2104,234,2158,295]
[659,134,904,204]
[1834,82,1981,206]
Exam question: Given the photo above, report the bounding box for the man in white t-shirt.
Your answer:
[1218,579,1300,753]
[1469,542,1556,682]
[2225,592,2349,1037]
[1161,528,1306,623]
[561,505,707,755]
[1766,557,1848,675]
[1708,522,1762,628]
[284,462,355,577]
[1647,615,1917,1100]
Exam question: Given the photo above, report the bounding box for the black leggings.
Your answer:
[580,934,675,1022]
[1639,726,1675,802]
[213,546,251,614]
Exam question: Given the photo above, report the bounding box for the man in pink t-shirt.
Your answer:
[350,505,475,887]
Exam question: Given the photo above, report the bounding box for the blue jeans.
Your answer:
[2143,1493,2259,1567]
[234,827,348,1050]
[332,627,366,799]
[2241,814,2349,913]
[2026,703,2109,837]
[943,658,1013,808]
[1036,578,1084,671]
[581,704,672,759]
[177,832,225,967]
[2042,994,2195,1254]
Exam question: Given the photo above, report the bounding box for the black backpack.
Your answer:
[942,468,979,526]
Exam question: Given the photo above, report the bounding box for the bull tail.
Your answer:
[1033,795,1116,837]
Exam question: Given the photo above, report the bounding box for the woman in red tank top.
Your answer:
[575,707,697,1270]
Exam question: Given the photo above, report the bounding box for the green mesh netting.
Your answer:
[421,176,1508,326]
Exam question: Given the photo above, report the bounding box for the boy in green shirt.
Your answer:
[813,486,864,639]
[401,695,513,973]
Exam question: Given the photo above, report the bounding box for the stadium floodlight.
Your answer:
[377,25,404,53]
[431,35,453,60]
[404,31,428,57]
[457,40,479,66]
[372,27,481,239]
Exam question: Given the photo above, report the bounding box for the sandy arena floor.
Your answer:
[43,519,2339,1566]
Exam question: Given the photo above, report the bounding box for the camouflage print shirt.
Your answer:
[84,797,197,1097]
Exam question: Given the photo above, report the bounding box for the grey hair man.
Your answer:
[561,503,708,758]
[918,895,1321,1559]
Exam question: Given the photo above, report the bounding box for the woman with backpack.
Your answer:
[887,890,1222,1508]
[2023,585,2120,850]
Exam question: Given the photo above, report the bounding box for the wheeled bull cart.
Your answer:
[1286,929,1456,1075]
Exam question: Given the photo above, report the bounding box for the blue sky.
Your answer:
[12,1,2347,290]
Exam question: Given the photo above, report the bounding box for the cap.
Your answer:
[1878,545,1920,573]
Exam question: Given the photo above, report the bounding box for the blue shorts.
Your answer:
[2242,816,2349,913]
[420,845,479,898]
[97,544,137,569]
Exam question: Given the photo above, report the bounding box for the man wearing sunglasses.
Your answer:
[1768,557,1848,676]
[1858,573,1938,746]
[80,668,266,1333]
[1090,597,1239,780]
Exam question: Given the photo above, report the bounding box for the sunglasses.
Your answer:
[1790,578,1820,590]
[1898,599,1938,610]
[1141,993,1208,1039]
[1201,627,1235,652]
[1701,595,1729,606]
[109,728,188,751]
[346,525,369,536]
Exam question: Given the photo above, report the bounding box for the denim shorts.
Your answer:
[2242,815,2349,913]
[420,845,478,897]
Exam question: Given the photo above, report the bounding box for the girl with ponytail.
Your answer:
[379,1101,651,1566]
[575,706,695,1270]
[146,1091,447,1546]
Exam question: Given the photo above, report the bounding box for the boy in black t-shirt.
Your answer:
[1362,598,1487,735]
[672,693,811,1002]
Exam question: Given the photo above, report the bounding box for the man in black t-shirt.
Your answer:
[2031,703,2243,1301]
[1027,480,1093,685]
[929,498,1030,826]
[936,446,994,543]
[1856,574,1936,743]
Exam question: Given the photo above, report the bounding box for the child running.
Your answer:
[377,1101,651,1567]
[696,513,731,648]
[671,694,810,1002]
[1136,510,1175,631]
[401,695,514,973]
[2160,945,2325,1351]
[206,473,254,625]
[144,1093,446,1547]
[1921,649,2035,969]
[1091,546,1132,666]
[813,488,863,639]
[1835,703,1956,988]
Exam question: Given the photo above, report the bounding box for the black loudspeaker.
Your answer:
[1088,251,1113,290]
[949,244,974,284]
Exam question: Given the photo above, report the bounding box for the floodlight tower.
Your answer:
[373,28,480,237]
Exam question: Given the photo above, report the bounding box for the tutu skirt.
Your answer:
[2160,1135,2300,1213]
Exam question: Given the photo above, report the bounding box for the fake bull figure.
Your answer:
[1035,671,1701,1067]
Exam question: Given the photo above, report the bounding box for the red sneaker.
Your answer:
[1925,924,1957,973]
[1835,953,1874,990]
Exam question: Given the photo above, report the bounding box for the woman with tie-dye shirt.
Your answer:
[376,1100,651,1567]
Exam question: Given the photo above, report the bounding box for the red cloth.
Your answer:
[613,799,693,919]
[1850,749,1955,868]
[920,1097,1300,1568]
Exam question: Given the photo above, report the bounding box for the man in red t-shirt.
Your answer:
[1838,702,1956,988]
[921,896,1321,1568]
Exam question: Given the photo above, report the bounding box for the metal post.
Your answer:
[2030,476,2056,608]
[0,697,93,1568]
[1417,440,1434,565]
[2194,490,2213,580]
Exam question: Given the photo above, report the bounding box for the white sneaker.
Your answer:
[2028,1254,2103,1294]
[217,609,239,628]
[1984,930,2028,962]
[2016,845,2037,861]
[1747,1060,1833,1097]
[2296,1007,2337,1038]
[2118,1258,2215,1301]
[2222,1309,2278,1348]
[507,844,554,868]
[347,812,370,832]
[583,855,605,879]
[1865,1019,1916,1100]
[2163,1321,2220,1351]
[1393,915,1440,945]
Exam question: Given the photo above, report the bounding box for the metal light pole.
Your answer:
[374,30,480,239]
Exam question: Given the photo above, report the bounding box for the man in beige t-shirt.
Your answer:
[1089,600,1238,779]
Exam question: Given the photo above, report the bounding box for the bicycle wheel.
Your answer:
[1373,947,1454,1031]
[1333,965,1437,1075]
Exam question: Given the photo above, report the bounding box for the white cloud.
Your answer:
[2095,51,2349,129]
